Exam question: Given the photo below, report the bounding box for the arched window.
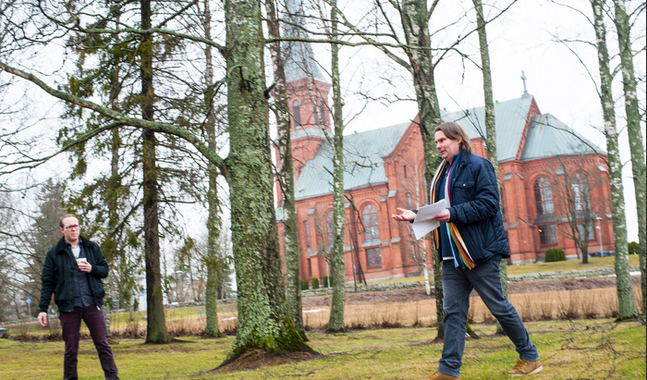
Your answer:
[572,172,590,211]
[406,192,412,209]
[326,211,334,246]
[362,204,379,241]
[292,100,301,126]
[534,177,554,215]
[304,220,311,248]
[320,101,327,126]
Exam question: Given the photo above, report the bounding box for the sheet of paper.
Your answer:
[412,199,448,240]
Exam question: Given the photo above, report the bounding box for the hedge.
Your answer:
[545,248,566,262]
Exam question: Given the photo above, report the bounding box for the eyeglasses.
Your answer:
[64,225,80,231]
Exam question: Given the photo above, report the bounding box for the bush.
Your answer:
[312,277,319,289]
[321,276,331,288]
[300,279,309,290]
[545,248,566,262]
[628,241,640,255]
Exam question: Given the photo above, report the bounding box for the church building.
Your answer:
[274,3,615,285]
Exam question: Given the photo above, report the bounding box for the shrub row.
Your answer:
[300,276,332,290]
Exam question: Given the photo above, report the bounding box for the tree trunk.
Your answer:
[265,0,307,340]
[327,0,346,333]
[221,0,311,362]
[202,0,222,338]
[471,0,509,335]
[141,0,170,343]
[613,0,646,322]
[590,0,638,321]
[399,0,444,339]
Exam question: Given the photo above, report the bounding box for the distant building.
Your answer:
[275,2,614,284]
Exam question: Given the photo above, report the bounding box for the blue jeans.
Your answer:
[438,258,539,377]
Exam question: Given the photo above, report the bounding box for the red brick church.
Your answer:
[275,4,615,284]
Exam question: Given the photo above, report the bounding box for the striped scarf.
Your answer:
[430,151,476,269]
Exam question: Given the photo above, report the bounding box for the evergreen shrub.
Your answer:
[321,276,331,288]
[545,248,566,262]
[312,277,319,289]
[300,279,309,290]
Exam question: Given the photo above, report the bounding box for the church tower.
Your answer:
[282,0,331,179]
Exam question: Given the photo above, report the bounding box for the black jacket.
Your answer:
[39,236,108,313]
[437,152,510,265]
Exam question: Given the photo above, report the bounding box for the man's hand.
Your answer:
[38,312,48,327]
[433,209,451,223]
[392,207,416,222]
[78,261,92,273]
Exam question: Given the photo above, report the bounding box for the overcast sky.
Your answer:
[340,0,645,242]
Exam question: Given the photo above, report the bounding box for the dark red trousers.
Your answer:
[59,306,119,380]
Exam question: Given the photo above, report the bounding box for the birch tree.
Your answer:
[325,0,348,333]
[590,0,638,320]
[471,0,511,335]
[612,0,646,321]
[265,0,307,340]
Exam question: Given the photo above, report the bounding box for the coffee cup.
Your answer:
[76,257,87,265]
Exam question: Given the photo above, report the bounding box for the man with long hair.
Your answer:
[393,122,541,379]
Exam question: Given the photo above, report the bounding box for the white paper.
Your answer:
[412,199,448,240]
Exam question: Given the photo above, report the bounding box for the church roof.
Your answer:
[293,95,604,201]
[440,94,536,162]
[520,113,604,160]
[294,122,411,200]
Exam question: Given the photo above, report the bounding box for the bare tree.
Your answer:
[612,0,646,322]
[590,0,638,320]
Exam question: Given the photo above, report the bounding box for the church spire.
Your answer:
[282,0,326,83]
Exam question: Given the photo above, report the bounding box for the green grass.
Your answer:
[375,255,641,284]
[0,319,644,379]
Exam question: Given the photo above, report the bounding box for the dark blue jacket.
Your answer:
[39,236,109,313]
[438,151,509,266]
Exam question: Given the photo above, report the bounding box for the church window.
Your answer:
[292,100,301,126]
[304,220,311,248]
[366,247,382,268]
[539,224,557,246]
[406,192,412,209]
[572,172,590,211]
[534,177,554,215]
[326,211,334,247]
[577,223,596,241]
[320,101,326,126]
[362,204,380,241]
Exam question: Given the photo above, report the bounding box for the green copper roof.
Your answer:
[294,122,411,200]
[440,94,535,162]
[520,114,604,160]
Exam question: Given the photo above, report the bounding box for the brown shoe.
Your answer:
[427,371,459,380]
[508,359,543,375]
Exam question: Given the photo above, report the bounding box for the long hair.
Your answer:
[435,121,473,154]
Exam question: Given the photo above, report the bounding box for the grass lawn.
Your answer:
[1,319,644,379]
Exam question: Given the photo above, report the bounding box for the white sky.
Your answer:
[341,0,645,242]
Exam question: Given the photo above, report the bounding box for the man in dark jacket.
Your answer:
[393,122,541,379]
[38,214,119,380]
